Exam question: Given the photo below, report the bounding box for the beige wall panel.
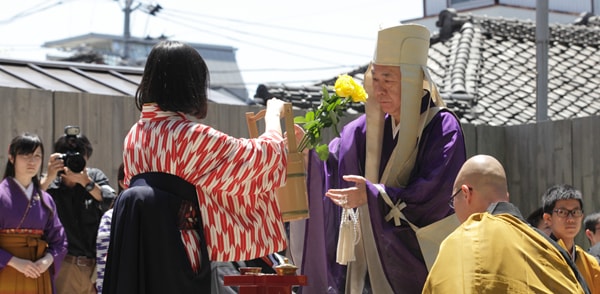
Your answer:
[2,86,600,248]
[0,87,54,168]
[461,123,477,157]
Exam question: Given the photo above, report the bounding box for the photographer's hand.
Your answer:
[63,168,103,202]
[40,153,64,191]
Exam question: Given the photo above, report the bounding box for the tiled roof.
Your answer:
[0,58,248,105]
[254,65,368,113]
[43,33,251,103]
[255,10,600,126]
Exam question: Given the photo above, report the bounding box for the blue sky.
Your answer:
[0,0,423,95]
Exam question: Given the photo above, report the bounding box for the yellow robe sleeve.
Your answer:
[423,212,585,294]
[575,245,600,293]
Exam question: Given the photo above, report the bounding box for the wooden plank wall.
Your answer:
[0,88,54,166]
[1,87,599,247]
[494,119,592,246]
[572,116,600,246]
[51,91,139,188]
[573,116,600,216]
[504,120,575,212]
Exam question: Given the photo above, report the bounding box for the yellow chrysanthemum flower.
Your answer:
[334,74,368,103]
[294,74,367,160]
[350,85,368,103]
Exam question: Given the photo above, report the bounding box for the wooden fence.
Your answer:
[1,87,598,246]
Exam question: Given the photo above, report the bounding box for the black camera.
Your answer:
[59,152,86,173]
[59,125,86,173]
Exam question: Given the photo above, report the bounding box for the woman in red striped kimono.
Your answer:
[103,40,288,294]
[0,133,67,294]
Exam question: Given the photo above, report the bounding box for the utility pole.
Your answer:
[536,0,549,122]
[121,0,161,65]
[123,0,133,64]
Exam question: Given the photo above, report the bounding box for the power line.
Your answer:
[154,12,371,60]
[156,10,371,59]
[161,7,374,42]
[213,65,362,73]
[1,0,368,85]
[138,6,369,81]
[0,0,66,24]
[212,79,331,87]
[154,14,356,65]
[146,6,373,85]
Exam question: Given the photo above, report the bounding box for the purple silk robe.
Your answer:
[0,178,67,275]
[298,110,466,294]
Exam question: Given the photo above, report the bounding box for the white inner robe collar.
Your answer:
[390,116,401,139]
[13,177,34,201]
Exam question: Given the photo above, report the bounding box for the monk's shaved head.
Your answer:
[453,154,509,222]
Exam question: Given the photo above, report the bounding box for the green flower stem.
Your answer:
[293,77,366,160]
[297,134,310,152]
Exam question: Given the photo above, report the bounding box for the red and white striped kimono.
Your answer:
[123,103,287,262]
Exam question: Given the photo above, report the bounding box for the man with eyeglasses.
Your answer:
[542,184,600,292]
[424,155,591,293]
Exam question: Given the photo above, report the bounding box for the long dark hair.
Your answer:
[135,40,210,119]
[4,133,44,185]
[4,133,54,215]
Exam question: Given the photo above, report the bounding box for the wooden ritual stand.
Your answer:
[224,274,307,294]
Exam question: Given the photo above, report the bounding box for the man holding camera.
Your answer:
[41,126,116,294]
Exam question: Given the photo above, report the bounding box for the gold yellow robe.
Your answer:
[557,239,600,294]
[423,202,586,294]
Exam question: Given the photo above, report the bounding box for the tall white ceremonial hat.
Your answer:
[373,23,430,67]
[364,23,444,187]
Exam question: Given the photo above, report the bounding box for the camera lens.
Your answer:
[61,152,86,173]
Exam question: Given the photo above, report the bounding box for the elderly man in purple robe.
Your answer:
[289,23,467,293]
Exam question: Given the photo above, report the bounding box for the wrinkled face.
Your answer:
[12,147,43,180]
[371,64,402,121]
[545,199,583,240]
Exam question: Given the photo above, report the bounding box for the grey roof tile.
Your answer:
[549,103,563,113]
[255,10,600,126]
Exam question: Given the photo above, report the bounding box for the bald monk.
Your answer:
[422,154,590,294]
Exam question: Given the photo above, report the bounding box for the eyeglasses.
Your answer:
[552,208,584,218]
[449,186,472,209]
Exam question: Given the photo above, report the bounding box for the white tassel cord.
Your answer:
[336,208,361,265]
